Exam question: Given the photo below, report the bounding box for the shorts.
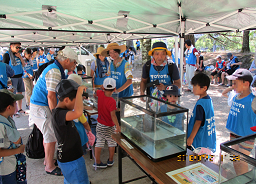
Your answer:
[0,171,17,184]
[211,70,222,78]
[57,156,89,184]
[226,68,236,75]
[136,46,140,50]
[29,104,56,143]
[230,133,254,152]
[11,77,25,93]
[95,123,117,148]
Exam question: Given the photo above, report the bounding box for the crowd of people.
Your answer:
[0,39,256,183]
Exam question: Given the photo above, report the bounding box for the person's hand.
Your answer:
[15,52,22,59]
[115,125,121,133]
[78,85,87,95]
[18,145,25,154]
[140,92,146,102]
[187,137,194,146]
[230,64,234,67]
[156,83,165,91]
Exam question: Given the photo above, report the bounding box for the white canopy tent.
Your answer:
[1,0,256,86]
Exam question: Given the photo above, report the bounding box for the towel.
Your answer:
[8,48,18,66]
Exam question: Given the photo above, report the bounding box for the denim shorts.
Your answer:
[57,156,89,184]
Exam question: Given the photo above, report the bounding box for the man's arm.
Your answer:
[173,79,181,89]
[15,53,25,67]
[47,91,57,111]
[2,53,10,65]
[140,78,148,95]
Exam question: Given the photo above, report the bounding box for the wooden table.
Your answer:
[112,133,219,184]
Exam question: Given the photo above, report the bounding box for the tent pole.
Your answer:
[180,20,185,91]
[175,36,178,66]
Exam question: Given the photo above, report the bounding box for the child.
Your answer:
[22,48,34,109]
[160,84,184,130]
[0,89,25,184]
[187,73,216,153]
[225,69,256,175]
[93,78,121,168]
[211,55,225,84]
[52,79,89,184]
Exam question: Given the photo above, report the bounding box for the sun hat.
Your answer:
[56,79,80,98]
[103,78,116,90]
[0,89,24,101]
[62,46,78,62]
[226,68,253,83]
[227,53,232,59]
[148,42,171,56]
[101,43,126,57]
[215,55,221,59]
[163,84,181,97]
[93,47,105,57]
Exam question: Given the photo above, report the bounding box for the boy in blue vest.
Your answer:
[211,55,225,85]
[225,68,256,175]
[187,73,216,153]
[52,79,90,184]
[31,48,38,72]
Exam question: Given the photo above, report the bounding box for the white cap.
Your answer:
[68,74,82,85]
[215,55,221,59]
[103,78,116,89]
[50,48,55,52]
[62,46,78,62]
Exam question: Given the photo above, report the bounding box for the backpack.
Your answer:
[25,124,45,159]
[34,59,55,82]
[144,60,174,95]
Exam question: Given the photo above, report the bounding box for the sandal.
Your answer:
[17,109,27,115]
[46,167,62,176]
[13,113,20,118]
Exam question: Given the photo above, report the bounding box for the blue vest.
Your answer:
[149,64,172,96]
[172,48,180,64]
[30,63,61,106]
[185,48,197,65]
[0,63,7,89]
[6,51,23,75]
[32,57,38,71]
[160,105,183,130]
[45,53,54,63]
[110,60,133,98]
[38,54,46,67]
[94,59,109,86]
[226,93,256,136]
[217,60,225,70]
[187,97,216,152]
[229,56,240,69]
[22,60,34,78]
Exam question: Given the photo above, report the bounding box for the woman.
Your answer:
[91,47,109,88]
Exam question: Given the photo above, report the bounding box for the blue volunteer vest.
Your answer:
[38,54,46,67]
[30,63,62,106]
[226,93,256,136]
[22,60,34,78]
[32,57,38,71]
[229,56,240,69]
[149,64,172,96]
[110,59,133,98]
[160,105,183,130]
[185,48,197,65]
[45,53,54,63]
[0,63,7,89]
[217,60,225,70]
[187,97,216,152]
[6,51,23,75]
[94,59,109,86]
[172,48,180,64]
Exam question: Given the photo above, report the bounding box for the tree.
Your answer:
[185,35,195,46]
[141,39,151,63]
[241,30,250,53]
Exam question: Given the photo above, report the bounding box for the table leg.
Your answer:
[118,145,122,184]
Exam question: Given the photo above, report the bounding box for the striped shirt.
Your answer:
[45,68,61,92]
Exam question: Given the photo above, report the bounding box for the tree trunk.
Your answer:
[141,39,151,63]
[126,40,133,49]
[241,30,250,53]
[184,35,195,46]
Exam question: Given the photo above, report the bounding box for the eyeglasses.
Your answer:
[16,46,21,50]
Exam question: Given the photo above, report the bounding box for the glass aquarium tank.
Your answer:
[120,95,188,161]
[81,75,93,88]
[219,133,256,183]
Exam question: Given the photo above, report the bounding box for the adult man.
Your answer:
[31,48,39,72]
[221,53,242,87]
[37,47,46,67]
[184,39,199,92]
[136,39,140,51]
[29,47,78,176]
[2,42,26,114]
[45,48,55,64]
[0,62,14,89]
[140,42,181,99]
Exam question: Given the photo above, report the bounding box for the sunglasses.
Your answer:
[16,46,21,49]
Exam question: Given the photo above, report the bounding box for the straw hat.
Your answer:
[101,43,126,57]
[93,47,105,57]
[148,42,171,56]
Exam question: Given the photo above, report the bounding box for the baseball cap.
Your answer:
[103,78,116,90]
[226,68,253,83]
[62,46,78,62]
[56,79,80,98]
[68,74,82,85]
[163,84,180,97]
[0,89,23,101]
[215,55,221,59]
[227,53,232,59]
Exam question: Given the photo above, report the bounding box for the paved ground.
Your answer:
[15,65,232,184]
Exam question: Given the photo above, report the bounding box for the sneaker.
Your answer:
[226,84,231,87]
[211,81,214,84]
[26,105,30,110]
[107,159,114,166]
[93,162,107,168]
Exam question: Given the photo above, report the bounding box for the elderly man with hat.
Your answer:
[140,42,180,99]
[90,46,110,88]
[101,43,133,98]
[29,47,78,176]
